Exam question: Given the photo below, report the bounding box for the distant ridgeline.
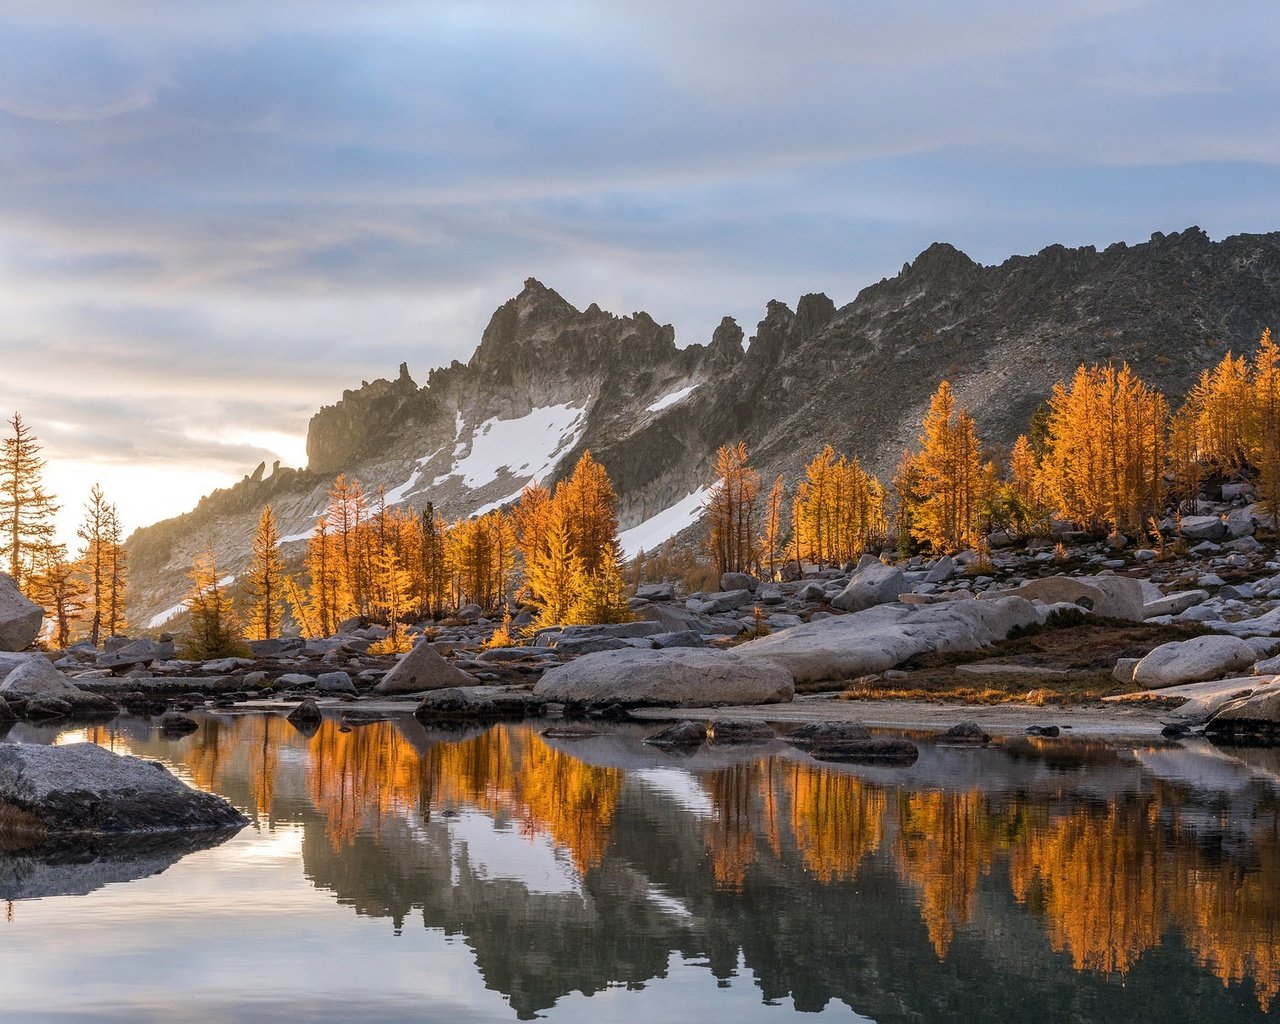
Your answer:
[123,226,1280,629]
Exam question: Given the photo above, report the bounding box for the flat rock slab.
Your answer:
[0,742,248,835]
[732,596,1040,683]
[533,648,794,707]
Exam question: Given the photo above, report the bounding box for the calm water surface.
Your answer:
[1,713,1278,1023]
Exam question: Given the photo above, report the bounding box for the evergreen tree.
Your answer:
[706,442,761,575]
[77,484,111,646]
[183,549,248,659]
[244,505,285,641]
[26,543,86,649]
[104,502,128,637]
[0,413,59,589]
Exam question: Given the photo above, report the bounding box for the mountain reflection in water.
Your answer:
[2,714,1279,1023]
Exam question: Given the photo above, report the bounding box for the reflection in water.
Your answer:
[42,717,1280,1021]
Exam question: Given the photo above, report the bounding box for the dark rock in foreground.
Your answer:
[938,721,991,744]
[785,721,872,748]
[709,720,776,745]
[0,743,248,835]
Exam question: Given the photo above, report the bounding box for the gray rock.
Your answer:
[795,581,829,603]
[413,687,500,720]
[645,720,708,749]
[636,603,719,634]
[1254,654,1280,675]
[1142,589,1209,617]
[1180,515,1228,541]
[97,638,174,670]
[248,638,305,658]
[719,572,758,593]
[1215,606,1280,638]
[0,574,42,652]
[286,698,323,729]
[650,630,705,649]
[735,596,1040,683]
[924,556,956,583]
[785,721,871,748]
[687,589,754,615]
[635,583,675,601]
[1132,635,1260,688]
[0,742,247,834]
[158,712,199,735]
[0,656,117,718]
[276,673,317,688]
[938,721,991,744]
[1204,682,1280,738]
[1113,658,1141,684]
[829,562,909,613]
[558,621,665,639]
[533,648,794,707]
[315,671,357,695]
[201,657,254,673]
[554,636,631,655]
[756,584,785,605]
[373,640,478,695]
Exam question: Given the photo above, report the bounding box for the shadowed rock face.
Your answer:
[125,228,1280,626]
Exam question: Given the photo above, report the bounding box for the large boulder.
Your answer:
[0,742,247,835]
[1180,515,1228,541]
[0,574,42,651]
[533,648,794,707]
[734,596,1039,683]
[1132,635,1260,689]
[981,575,1144,621]
[0,656,118,718]
[1142,589,1209,618]
[829,562,910,613]
[373,640,478,695]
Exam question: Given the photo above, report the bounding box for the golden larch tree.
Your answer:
[244,505,286,641]
[706,442,761,575]
[183,549,247,659]
[0,413,59,590]
[911,382,985,552]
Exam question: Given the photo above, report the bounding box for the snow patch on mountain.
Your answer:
[646,383,700,413]
[444,402,589,490]
[619,488,709,558]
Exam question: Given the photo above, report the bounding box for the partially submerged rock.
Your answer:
[0,656,118,719]
[938,721,991,744]
[373,640,477,695]
[644,720,708,749]
[0,743,247,835]
[784,721,871,748]
[286,698,323,730]
[1204,682,1280,741]
[0,575,42,652]
[808,739,919,766]
[413,687,500,720]
[533,648,794,707]
[158,712,199,736]
[708,720,776,745]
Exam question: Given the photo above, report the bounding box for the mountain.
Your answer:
[126,226,1280,629]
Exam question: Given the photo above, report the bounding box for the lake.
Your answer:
[0,713,1277,1022]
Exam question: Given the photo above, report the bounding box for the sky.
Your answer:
[2,1,1278,546]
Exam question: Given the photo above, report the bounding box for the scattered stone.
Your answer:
[286,699,323,729]
[1113,658,1141,685]
[315,671,357,695]
[1026,725,1061,737]
[687,589,754,615]
[938,721,991,744]
[201,658,254,673]
[650,630,705,649]
[96,638,174,670]
[719,572,758,593]
[784,721,871,748]
[645,720,709,749]
[636,583,675,601]
[984,575,1144,621]
[0,656,118,719]
[413,687,500,720]
[1161,722,1192,738]
[829,562,909,613]
[0,742,247,835]
[708,720,776,745]
[158,712,199,736]
[1179,515,1228,542]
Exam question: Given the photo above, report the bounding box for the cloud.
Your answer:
[0,1,1277,539]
